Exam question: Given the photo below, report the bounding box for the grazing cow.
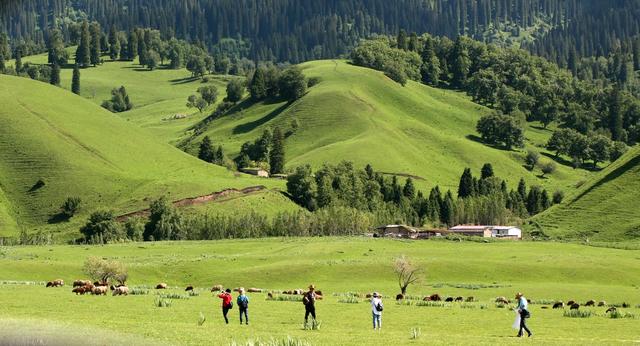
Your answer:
[622,302,630,308]
[495,296,509,304]
[73,280,91,288]
[396,294,404,301]
[248,288,262,293]
[455,296,464,302]
[46,282,53,287]
[185,286,194,292]
[315,290,323,297]
[552,302,564,309]
[112,286,129,296]
[445,297,454,302]
[465,296,475,302]
[597,301,606,307]
[429,294,442,302]
[72,287,85,295]
[585,300,595,307]
[92,286,108,295]
[605,307,617,313]
[567,300,575,306]
[267,292,274,299]
[47,279,64,287]
[293,289,304,295]
[366,294,373,299]
[156,283,167,289]
[94,281,107,286]
[210,284,223,292]
[570,303,580,310]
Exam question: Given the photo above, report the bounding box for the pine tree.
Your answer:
[451,36,471,88]
[608,86,624,141]
[568,46,577,76]
[14,48,22,72]
[420,36,441,86]
[403,178,416,199]
[481,163,494,180]
[72,64,81,94]
[108,25,119,60]
[75,20,91,67]
[269,127,285,174]
[0,32,9,71]
[138,32,148,66]
[50,63,60,86]
[457,168,474,198]
[128,30,138,61]
[397,29,408,50]
[633,38,640,71]
[441,191,456,226]
[198,136,215,163]
[90,22,101,66]
[249,67,268,100]
[215,146,225,165]
[517,178,527,201]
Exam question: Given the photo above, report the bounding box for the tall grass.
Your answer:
[158,293,189,300]
[338,296,360,304]
[410,327,421,340]
[303,320,321,331]
[229,336,311,346]
[197,312,206,326]
[563,310,592,318]
[130,288,150,295]
[608,310,635,319]
[154,297,172,308]
[267,295,303,302]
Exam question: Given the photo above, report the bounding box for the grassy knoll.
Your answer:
[0,238,638,345]
[532,147,640,241]
[0,74,291,238]
[184,60,593,192]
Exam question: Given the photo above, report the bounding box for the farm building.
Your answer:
[374,225,444,239]
[240,168,269,177]
[447,225,522,239]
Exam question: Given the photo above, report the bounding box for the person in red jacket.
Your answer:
[218,288,233,324]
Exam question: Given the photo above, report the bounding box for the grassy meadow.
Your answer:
[0,238,639,345]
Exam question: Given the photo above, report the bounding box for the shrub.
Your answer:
[525,150,540,170]
[83,256,127,285]
[540,161,557,177]
[60,197,81,217]
[608,310,635,319]
[101,86,133,112]
[80,210,124,244]
[188,290,200,297]
[563,310,592,318]
[154,297,172,307]
[307,76,320,88]
[552,190,564,204]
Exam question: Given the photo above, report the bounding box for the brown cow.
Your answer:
[454,296,464,302]
[567,300,576,306]
[47,279,64,288]
[267,292,274,299]
[247,288,262,293]
[210,284,223,292]
[72,287,86,295]
[597,301,607,307]
[552,302,564,309]
[605,307,617,313]
[73,280,91,288]
[570,303,580,310]
[585,300,595,307]
[92,286,108,295]
[465,296,475,302]
[445,297,454,302]
[185,285,194,292]
[156,283,167,289]
[396,294,404,301]
[495,296,510,304]
[112,286,129,296]
[429,294,442,301]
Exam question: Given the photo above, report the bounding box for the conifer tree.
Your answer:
[50,63,60,86]
[108,25,119,60]
[403,178,416,199]
[517,178,527,201]
[420,36,441,86]
[198,136,215,163]
[269,127,285,174]
[249,67,267,100]
[397,29,408,50]
[128,30,138,61]
[451,36,470,88]
[608,86,624,141]
[0,32,9,71]
[457,168,475,198]
[72,64,81,94]
[481,163,494,180]
[90,22,101,66]
[75,20,91,67]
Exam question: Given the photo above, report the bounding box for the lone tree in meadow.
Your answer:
[539,161,556,177]
[187,94,208,113]
[394,255,421,295]
[101,86,133,112]
[72,64,81,94]
[83,256,127,285]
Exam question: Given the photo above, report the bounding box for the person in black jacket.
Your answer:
[302,284,317,324]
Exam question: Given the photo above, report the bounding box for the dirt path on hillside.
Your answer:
[116,185,267,221]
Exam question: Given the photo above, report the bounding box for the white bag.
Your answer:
[512,310,521,330]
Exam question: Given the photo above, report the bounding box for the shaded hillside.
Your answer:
[0,74,290,238]
[533,147,640,240]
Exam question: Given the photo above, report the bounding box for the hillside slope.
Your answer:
[0,74,290,238]
[533,147,640,241]
[184,60,592,191]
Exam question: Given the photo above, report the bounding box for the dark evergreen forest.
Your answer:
[2,0,639,64]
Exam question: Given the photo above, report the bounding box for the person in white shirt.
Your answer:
[515,292,532,337]
[371,292,383,330]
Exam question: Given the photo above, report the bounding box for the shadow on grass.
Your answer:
[232,102,290,134]
[531,125,552,132]
[170,76,201,85]
[48,213,70,224]
[540,152,602,172]
[465,135,515,151]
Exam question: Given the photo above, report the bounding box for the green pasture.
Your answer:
[0,238,638,345]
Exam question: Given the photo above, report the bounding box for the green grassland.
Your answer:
[0,238,638,345]
[184,60,593,193]
[533,147,640,241]
[0,74,291,239]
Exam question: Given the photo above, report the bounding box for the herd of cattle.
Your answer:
[44,280,629,313]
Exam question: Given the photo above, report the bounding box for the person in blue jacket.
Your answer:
[237,287,249,325]
[515,292,532,337]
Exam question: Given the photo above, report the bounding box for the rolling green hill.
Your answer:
[183,60,593,192]
[0,74,292,238]
[533,147,640,240]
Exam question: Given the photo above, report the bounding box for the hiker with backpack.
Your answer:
[237,287,249,325]
[302,284,318,324]
[515,292,532,337]
[371,292,383,330]
[217,288,233,324]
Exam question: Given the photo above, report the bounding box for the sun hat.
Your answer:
[373,292,379,297]
[308,284,315,290]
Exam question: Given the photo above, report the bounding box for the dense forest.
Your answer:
[2,0,640,64]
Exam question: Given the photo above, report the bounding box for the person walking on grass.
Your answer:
[237,287,249,325]
[371,292,383,330]
[515,292,532,337]
[302,284,318,324]
[218,288,233,324]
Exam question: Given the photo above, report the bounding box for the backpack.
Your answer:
[302,294,310,305]
[238,296,248,309]
[376,302,383,312]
